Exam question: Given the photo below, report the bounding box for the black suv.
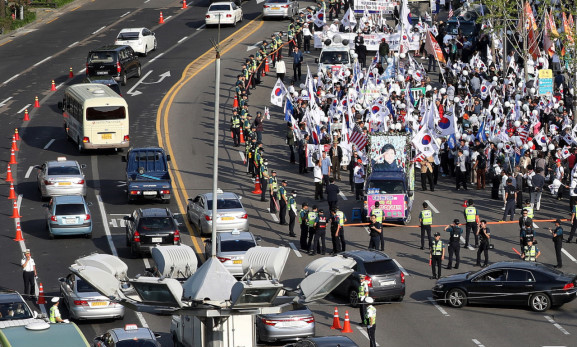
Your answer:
[332,250,405,306]
[86,45,141,86]
[125,208,181,257]
[83,76,122,95]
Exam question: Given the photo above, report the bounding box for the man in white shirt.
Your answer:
[353,159,365,201]
[21,249,37,297]
[314,160,324,200]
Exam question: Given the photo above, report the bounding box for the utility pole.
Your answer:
[211,16,222,256]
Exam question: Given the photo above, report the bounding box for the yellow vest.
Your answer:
[465,207,477,223]
[421,210,432,225]
[372,208,383,223]
[432,240,443,255]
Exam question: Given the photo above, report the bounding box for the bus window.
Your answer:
[86,106,126,121]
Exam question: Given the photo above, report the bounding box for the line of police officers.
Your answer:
[298,203,348,255]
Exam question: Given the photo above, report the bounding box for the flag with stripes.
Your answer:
[448,3,454,18]
[349,124,367,151]
[518,124,530,143]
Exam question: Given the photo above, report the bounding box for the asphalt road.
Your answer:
[0,0,576,347]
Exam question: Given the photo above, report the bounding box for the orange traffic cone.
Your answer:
[14,222,24,241]
[462,200,468,207]
[330,307,342,330]
[252,176,262,194]
[11,135,18,152]
[8,183,16,200]
[341,310,353,333]
[265,58,270,73]
[9,149,17,165]
[10,200,21,218]
[240,128,245,144]
[50,80,56,91]
[37,283,46,304]
[34,96,40,108]
[159,11,165,24]
[233,95,239,108]
[23,109,30,121]
[182,0,188,8]
[69,67,74,78]
[14,128,20,141]
[6,164,14,183]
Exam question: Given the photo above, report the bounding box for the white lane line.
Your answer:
[149,52,164,63]
[165,15,172,21]
[110,219,118,228]
[339,191,348,200]
[363,226,370,234]
[143,257,151,268]
[120,11,130,17]
[460,236,474,250]
[271,213,279,222]
[177,36,188,43]
[472,339,485,347]
[393,259,409,276]
[43,139,55,150]
[355,326,380,346]
[25,166,34,179]
[136,312,149,328]
[561,248,577,263]
[17,194,23,211]
[110,213,130,215]
[77,68,85,74]
[289,242,302,257]
[239,151,246,163]
[3,74,19,85]
[427,297,450,316]
[533,222,539,229]
[55,82,65,90]
[544,315,570,335]
[67,41,79,48]
[96,195,118,257]
[197,24,206,31]
[92,26,106,34]
[17,104,31,113]
[144,0,150,3]
[33,56,52,67]
[0,96,13,106]
[424,200,439,213]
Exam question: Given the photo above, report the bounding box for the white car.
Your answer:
[114,28,157,56]
[205,2,243,27]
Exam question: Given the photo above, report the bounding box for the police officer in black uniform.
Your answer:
[550,219,564,268]
[445,219,463,269]
[475,220,491,267]
[368,215,382,250]
[311,209,327,255]
[299,203,309,250]
[520,220,534,252]
[279,180,288,225]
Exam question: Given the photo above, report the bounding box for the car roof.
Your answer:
[46,160,79,168]
[52,195,86,204]
[218,231,255,242]
[342,250,391,262]
[0,290,24,304]
[118,28,146,32]
[138,208,172,218]
[485,261,554,271]
[201,192,239,200]
[84,77,119,85]
[110,326,154,341]
[90,45,131,53]
[210,2,234,5]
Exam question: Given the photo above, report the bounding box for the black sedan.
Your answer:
[432,262,577,312]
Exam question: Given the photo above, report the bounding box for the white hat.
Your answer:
[365,296,374,304]
[51,297,60,303]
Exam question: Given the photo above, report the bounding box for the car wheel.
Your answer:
[530,293,551,312]
[77,138,83,153]
[240,11,243,22]
[348,288,359,308]
[121,72,127,86]
[143,46,148,57]
[136,65,142,78]
[153,39,157,51]
[446,288,467,308]
[233,16,237,27]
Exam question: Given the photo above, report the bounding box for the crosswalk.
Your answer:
[108,214,129,228]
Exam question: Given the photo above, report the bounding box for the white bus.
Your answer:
[59,83,130,151]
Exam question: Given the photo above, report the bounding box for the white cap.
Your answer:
[365,296,374,304]
[51,297,60,303]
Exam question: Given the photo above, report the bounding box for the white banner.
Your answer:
[314,32,420,51]
[353,0,398,14]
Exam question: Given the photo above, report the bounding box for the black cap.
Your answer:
[319,209,324,213]
[434,232,441,237]
[555,219,562,224]
[271,170,277,174]
[292,190,297,194]
[282,180,288,184]
[453,219,460,224]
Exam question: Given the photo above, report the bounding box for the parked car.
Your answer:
[125,208,181,257]
[59,273,124,321]
[256,307,314,343]
[44,195,92,239]
[283,336,358,347]
[0,288,36,322]
[82,77,122,95]
[114,28,157,56]
[85,45,141,86]
[332,250,405,306]
[262,0,299,19]
[204,230,259,277]
[186,191,248,236]
[93,324,161,347]
[432,261,577,312]
[36,157,87,200]
[205,2,243,27]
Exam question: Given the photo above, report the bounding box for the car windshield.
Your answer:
[207,198,242,210]
[364,259,398,275]
[139,217,174,231]
[76,278,97,293]
[367,180,405,194]
[266,0,288,3]
[47,166,80,175]
[86,106,126,121]
[447,22,476,36]
[116,340,158,347]
[0,301,33,320]
[117,32,140,40]
[55,204,85,216]
[88,52,117,63]
[209,4,231,11]
[320,51,349,64]
[220,239,255,252]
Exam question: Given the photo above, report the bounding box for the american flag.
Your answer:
[349,124,368,151]
[448,3,454,18]
[518,124,530,143]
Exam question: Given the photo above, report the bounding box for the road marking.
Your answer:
[544,315,570,335]
[33,56,52,67]
[56,82,65,90]
[120,11,130,17]
[196,24,206,30]
[424,200,439,213]
[126,70,153,96]
[393,259,409,276]
[136,312,149,328]
[533,222,539,229]
[17,104,31,113]
[25,166,34,179]
[96,195,118,257]
[270,213,279,222]
[355,326,380,346]
[561,248,577,263]
[472,339,485,347]
[0,96,12,107]
[46,17,59,24]
[427,297,450,316]
[0,40,13,47]
[92,26,106,34]
[149,52,164,63]
[77,67,85,74]
[3,74,19,85]
[144,0,150,3]
[363,226,370,234]
[239,151,246,163]
[460,236,474,250]
[70,5,81,11]
[339,191,348,200]
[43,139,55,150]
[289,242,302,257]
[143,257,151,268]
[68,41,79,48]
[177,36,188,44]
[165,15,172,21]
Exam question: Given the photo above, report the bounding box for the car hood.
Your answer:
[259,308,312,319]
[436,272,471,284]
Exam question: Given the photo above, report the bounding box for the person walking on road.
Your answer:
[365,296,377,347]
[278,180,288,225]
[299,203,309,249]
[230,110,241,147]
[420,155,435,191]
[550,219,564,268]
[531,168,545,210]
[326,178,340,211]
[329,141,343,181]
[445,219,462,269]
[353,159,365,200]
[269,170,279,213]
[357,275,369,325]
[305,205,318,251]
[521,239,540,262]
[502,178,516,221]
[334,207,347,252]
[368,214,382,250]
[21,249,37,297]
[292,46,303,82]
[372,202,385,251]
[311,209,327,255]
[260,160,270,202]
[313,160,324,200]
[288,190,298,237]
[49,297,65,323]
[321,151,332,190]
[419,202,433,250]
[430,232,445,279]
[475,220,491,267]
[463,199,479,248]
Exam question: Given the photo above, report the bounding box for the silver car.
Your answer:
[204,231,259,277]
[37,157,86,200]
[263,0,299,19]
[59,273,124,320]
[186,191,249,236]
[256,307,315,343]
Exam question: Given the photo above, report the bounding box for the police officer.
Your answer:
[368,214,382,250]
[430,232,445,279]
[279,180,288,225]
[298,134,310,174]
[299,203,309,249]
[475,220,491,267]
[288,190,298,237]
[357,275,369,325]
[365,296,377,347]
[21,249,37,297]
[50,297,64,323]
[419,202,433,250]
[518,208,533,233]
[230,110,241,147]
[269,170,279,213]
[335,206,347,252]
[445,219,462,269]
[260,160,270,202]
[311,209,327,255]
[372,202,385,251]
[521,239,540,262]
[463,199,479,248]
[550,219,564,268]
[306,205,318,251]
[520,219,534,252]
[566,202,577,243]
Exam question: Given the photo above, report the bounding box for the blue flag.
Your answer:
[284,99,293,122]
[447,133,457,150]
[476,120,488,143]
